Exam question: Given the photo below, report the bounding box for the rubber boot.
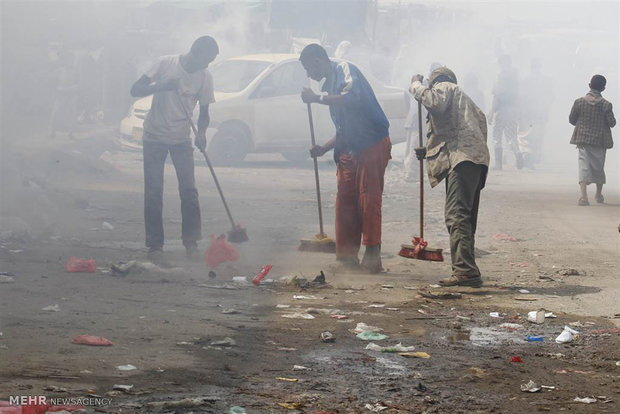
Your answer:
[361,244,382,274]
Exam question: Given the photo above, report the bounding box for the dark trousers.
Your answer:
[143,139,201,249]
[445,162,485,277]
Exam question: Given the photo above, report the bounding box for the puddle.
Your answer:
[447,331,471,343]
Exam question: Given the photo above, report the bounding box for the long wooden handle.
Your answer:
[175,90,237,228]
[418,100,424,239]
[307,103,325,236]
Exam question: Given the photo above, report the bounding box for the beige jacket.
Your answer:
[409,80,490,187]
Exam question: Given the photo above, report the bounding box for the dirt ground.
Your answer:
[1,128,619,414]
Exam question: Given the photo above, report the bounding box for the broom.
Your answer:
[299,103,336,253]
[399,101,443,261]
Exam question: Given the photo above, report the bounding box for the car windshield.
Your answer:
[211,60,271,93]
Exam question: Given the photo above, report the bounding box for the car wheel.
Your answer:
[281,150,309,163]
[208,125,250,165]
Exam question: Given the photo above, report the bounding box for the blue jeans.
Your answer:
[143,139,201,249]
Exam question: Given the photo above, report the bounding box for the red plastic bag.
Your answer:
[252,265,272,286]
[65,256,96,273]
[71,335,113,346]
[204,234,240,269]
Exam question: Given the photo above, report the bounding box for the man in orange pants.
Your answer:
[300,44,391,273]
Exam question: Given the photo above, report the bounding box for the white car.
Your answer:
[119,53,409,164]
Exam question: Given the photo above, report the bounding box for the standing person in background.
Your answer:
[299,44,392,274]
[569,74,615,206]
[520,58,554,168]
[410,67,490,287]
[488,55,522,170]
[130,36,219,264]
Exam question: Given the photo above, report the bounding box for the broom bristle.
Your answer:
[299,236,336,253]
[398,244,444,262]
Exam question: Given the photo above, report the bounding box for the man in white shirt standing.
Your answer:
[130,36,218,263]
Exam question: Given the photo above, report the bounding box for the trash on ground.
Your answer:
[275,377,298,382]
[293,295,319,300]
[110,261,183,277]
[493,233,518,241]
[228,407,247,414]
[365,402,388,412]
[293,365,310,371]
[500,323,524,331]
[526,336,543,342]
[208,270,216,279]
[71,335,113,346]
[211,337,236,347]
[556,326,579,344]
[489,312,502,318]
[320,331,336,342]
[511,356,523,363]
[116,364,137,371]
[282,313,315,320]
[368,303,385,308]
[232,276,250,285]
[112,384,133,392]
[354,323,383,333]
[399,351,430,358]
[357,331,388,341]
[545,312,557,318]
[527,310,546,324]
[573,397,597,404]
[276,304,290,308]
[42,304,60,312]
[520,380,541,392]
[204,234,240,269]
[0,275,15,283]
[277,402,300,409]
[44,385,67,392]
[329,314,349,320]
[386,307,400,311]
[420,291,462,299]
[221,308,241,314]
[252,264,272,286]
[518,289,530,293]
[65,257,96,273]
[365,342,415,353]
[102,221,114,230]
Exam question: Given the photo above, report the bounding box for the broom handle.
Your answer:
[307,103,325,236]
[418,100,424,239]
[176,90,237,229]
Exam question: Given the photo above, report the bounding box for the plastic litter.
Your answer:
[42,304,60,312]
[329,314,349,320]
[102,221,114,230]
[232,276,250,285]
[293,365,310,371]
[368,303,385,308]
[0,275,15,283]
[354,323,383,333]
[275,377,298,382]
[65,257,96,273]
[320,331,336,342]
[518,289,530,293]
[110,261,184,276]
[556,326,579,344]
[204,234,240,269]
[520,380,541,392]
[500,323,523,331]
[112,384,134,392]
[511,356,523,363]
[71,335,113,346]
[252,264,272,286]
[116,364,137,371]
[282,313,315,319]
[545,312,557,318]
[211,337,236,347]
[365,403,388,412]
[365,342,415,353]
[293,295,319,300]
[228,407,246,414]
[399,351,430,359]
[527,310,545,324]
[526,336,543,342]
[573,397,597,404]
[356,331,388,341]
[489,312,502,318]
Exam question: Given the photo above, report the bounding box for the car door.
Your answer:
[251,61,332,151]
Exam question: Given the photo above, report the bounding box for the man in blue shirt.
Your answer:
[300,44,391,273]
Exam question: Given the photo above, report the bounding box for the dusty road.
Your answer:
[1,132,619,413]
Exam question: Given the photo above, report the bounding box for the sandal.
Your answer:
[595,194,604,204]
[438,275,483,288]
[578,197,589,206]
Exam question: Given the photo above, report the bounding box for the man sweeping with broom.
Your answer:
[300,44,391,274]
[410,67,489,287]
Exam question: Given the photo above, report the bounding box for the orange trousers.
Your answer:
[335,136,392,259]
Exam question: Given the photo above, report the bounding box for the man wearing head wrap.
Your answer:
[410,67,490,287]
[569,74,615,206]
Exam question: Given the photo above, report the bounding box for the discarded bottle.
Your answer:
[252,265,272,286]
[65,256,96,273]
[526,336,543,342]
